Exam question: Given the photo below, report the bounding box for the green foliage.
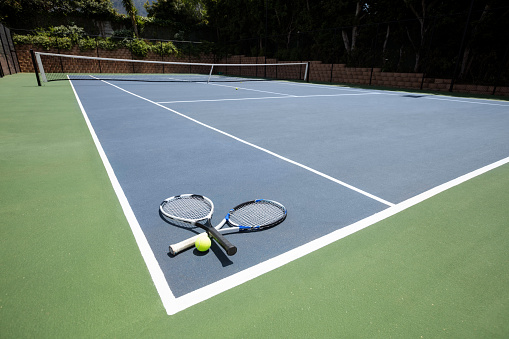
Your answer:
[12,25,84,50]
[121,38,182,57]
[7,0,508,85]
[124,38,149,57]
[121,0,137,15]
[135,15,146,33]
[0,0,119,27]
[13,25,180,57]
[47,25,86,43]
[151,41,179,56]
[111,0,151,16]
[78,36,98,50]
[120,0,140,37]
[73,0,118,18]
[12,33,72,50]
[112,28,135,38]
[96,38,120,50]
[144,0,206,39]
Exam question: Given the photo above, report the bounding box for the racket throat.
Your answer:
[199,222,237,256]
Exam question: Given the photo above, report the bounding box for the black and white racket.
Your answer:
[161,195,287,256]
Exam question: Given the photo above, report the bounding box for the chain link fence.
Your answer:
[218,10,509,96]
[5,9,509,96]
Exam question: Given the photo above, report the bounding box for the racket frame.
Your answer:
[160,194,237,256]
[168,199,287,255]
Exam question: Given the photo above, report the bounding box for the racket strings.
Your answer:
[229,201,286,227]
[161,196,212,221]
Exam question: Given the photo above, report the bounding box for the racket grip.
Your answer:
[169,233,202,256]
[208,227,237,256]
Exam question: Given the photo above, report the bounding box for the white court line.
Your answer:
[157,92,379,104]
[278,81,509,106]
[165,76,292,96]
[424,96,509,106]
[171,156,509,314]
[94,77,392,206]
[352,87,509,106]
[157,96,293,104]
[68,79,177,314]
[280,81,369,92]
[72,78,509,315]
[206,82,295,97]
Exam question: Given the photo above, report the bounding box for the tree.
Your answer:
[145,0,206,34]
[403,0,444,72]
[457,0,508,79]
[122,0,139,37]
[0,0,117,28]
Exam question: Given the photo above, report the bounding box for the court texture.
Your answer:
[1,72,509,338]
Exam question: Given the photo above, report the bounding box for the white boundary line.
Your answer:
[164,77,295,97]
[424,96,509,106]
[279,81,368,92]
[276,81,509,106]
[157,92,379,104]
[69,79,509,316]
[343,87,509,106]
[68,79,177,313]
[205,82,295,96]
[94,77,393,207]
[157,96,293,104]
[170,156,509,314]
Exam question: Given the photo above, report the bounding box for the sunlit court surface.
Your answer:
[68,74,509,314]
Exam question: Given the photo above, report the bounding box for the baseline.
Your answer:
[172,155,509,314]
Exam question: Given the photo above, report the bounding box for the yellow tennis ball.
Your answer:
[195,234,211,252]
[235,87,238,90]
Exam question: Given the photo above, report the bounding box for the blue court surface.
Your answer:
[69,78,509,314]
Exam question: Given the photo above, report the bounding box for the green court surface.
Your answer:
[1,73,508,338]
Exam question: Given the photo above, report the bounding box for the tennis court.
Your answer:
[64,62,509,314]
[2,71,509,337]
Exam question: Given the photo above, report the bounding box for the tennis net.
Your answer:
[32,51,309,84]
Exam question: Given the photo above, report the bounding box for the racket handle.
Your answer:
[169,233,202,256]
[208,227,237,256]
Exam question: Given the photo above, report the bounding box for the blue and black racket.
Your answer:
[160,194,287,256]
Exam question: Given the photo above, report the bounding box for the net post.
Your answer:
[208,65,214,83]
[35,52,47,83]
[304,62,310,82]
[30,49,41,86]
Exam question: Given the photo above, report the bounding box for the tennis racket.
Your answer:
[164,196,287,256]
[160,194,237,255]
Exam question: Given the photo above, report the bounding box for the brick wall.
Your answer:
[309,61,508,96]
[15,44,508,96]
[17,44,217,73]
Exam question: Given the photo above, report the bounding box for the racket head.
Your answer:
[226,199,287,230]
[160,194,214,224]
